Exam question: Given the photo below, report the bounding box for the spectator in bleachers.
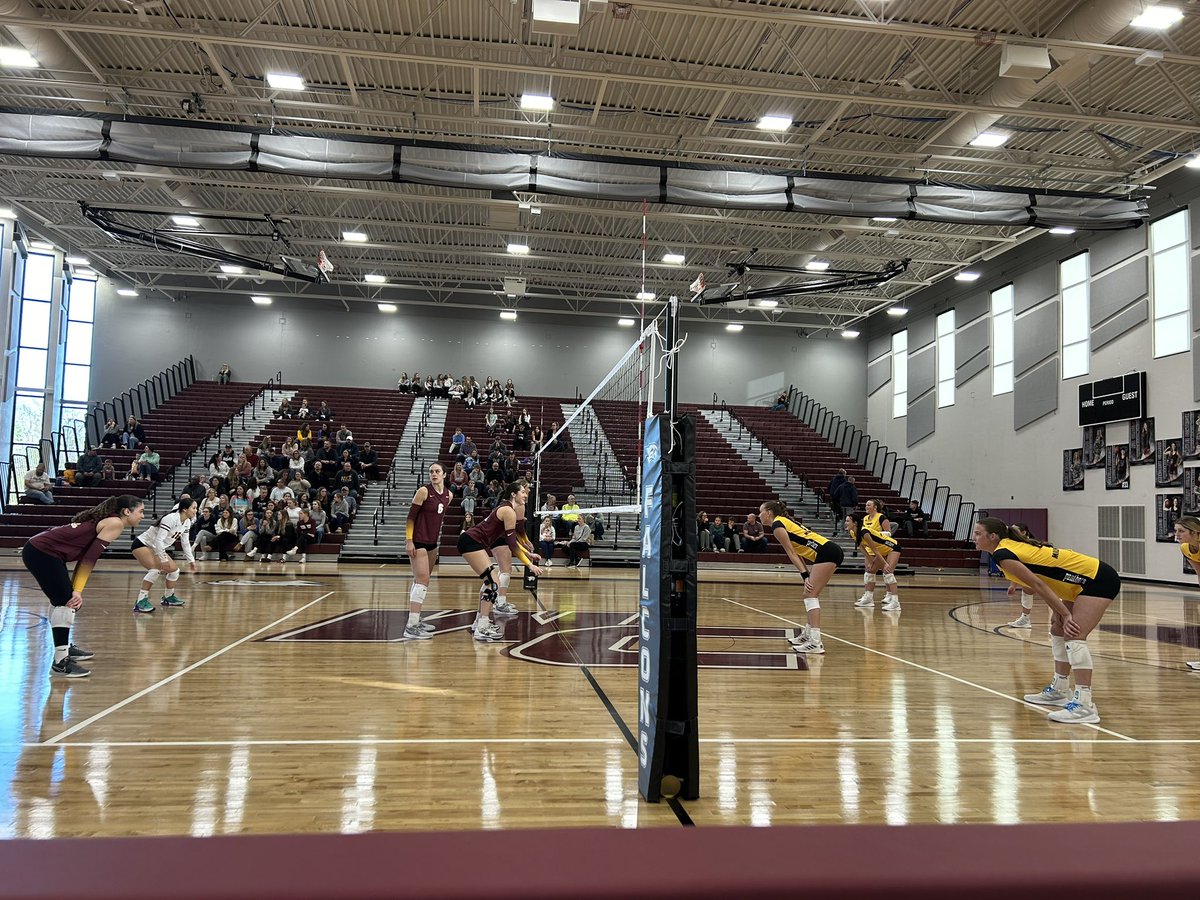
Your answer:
[339,450,357,473]
[232,453,252,485]
[287,450,306,480]
[513,419,530,451]
[296,398,311,419]
[741,513,768,553]
[101,458,117,482]
[464,377,479,407]
[710,515,739,553]
[461,513,476,533]
[100,418,121,448]
[269,476,294,504]
[448,427,466,456]
[275,396,292,419]
[530,424,544,454]
[505,379,517,403]
[237,509,259,557]
[217,363,232,384]
[23,463,55,504]
[899,500,929,538]
[208,452,230,487]
[252,458,275,488]
[294,509,315,562]
[485,406,499,435]
[463,449,481,474]
[308,502,328,543]
[486,459,504,486]
[504,455,519,483]
[503,410,517,434]
[75,447,103,487]
[287,469,311,499]
[558,517,591,568]
[587,513,604,542]
[562,495,581,525]
[488,437,507,466]
[410,372,424,396]
[424,375,435,395]
[461,480,478,517]
[832,476,857,532]
[220,444,236,466]
[267,445,287,473]
[231,485,251,515]
[200,488,222,516]
[137,446,161,480]
[213,508,239,560]
[330,490,352,533]
[481,479,502,512]
[541,493,559,514]
[335,461,361,496]
[771,392,787,411]
[121,416,146,449]
[309,461,330,493]
[336,426,357,458]
[296,421,314,443]
[359,442,378,480]
[448,462,469,495]
[317,401,333,422]
[539,516,556,564]
[191,506,219,558]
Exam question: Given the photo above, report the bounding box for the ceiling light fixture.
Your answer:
[725,323,744,332]
[805,260,830,272]
[0,207,14,218]
[662,252,685,265]
[756,115,793,132]
[377,303,397,313]
[887,306,909,316]
[969,131,1010,148]
[841,329,860,339]
[117,288,139,297]
[1186,155,1200,169]
[871,216,899,223]
[266,72,306,91]
[219,264,244,274]
[1130,6,1184,29]
[618,317,635,327]
[500,310,518,320]
[1049,226,1077,235]
[65,256,89,265]
[0,47,39,68]
[636,290,656,301]
[171,215,200,227]
[364,273,387,284]
[520,93,555,111]
[507,242,530,255]
[955,271,981,282]
[251,295,272,305]
[342,231,367,242]
[757,299,779,308]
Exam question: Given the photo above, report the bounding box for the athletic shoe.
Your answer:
[1047,701,1100,724]
[1186,661,1200,671]
[194,550,206,561]
[543,560,552,568]
[133,598,156,614]
[854,596,875,608]
[50,657,91,678]
[300,554,307,563]
[1007,613,1032,628]
[160,594,186,608]
[792,638,825,655]
[286,547,298,557]
[788,627,811,645]
[473,623,504,643]
[493,600,519,616]
[245,547,257,558]
[881,597,901,612]
[67,643,94,661]
[1023,685,1071,707]
[403,624,433,641]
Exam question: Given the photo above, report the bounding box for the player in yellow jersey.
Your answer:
[1173,516,1200,671]
[849,500,901,611]
[974,517,1121,725]
[846,513,901,612]
[760,500,844,655]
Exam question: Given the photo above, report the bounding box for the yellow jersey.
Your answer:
[1181,542,1200,565]
[771,516,831,563]
[850,518,899,555]
[990,538,1100,601]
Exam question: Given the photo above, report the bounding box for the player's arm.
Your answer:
[771,524,808,577]
[406,486,428,542]
[499,507,540,573]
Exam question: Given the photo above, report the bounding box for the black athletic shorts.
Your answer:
[130,535,146,551]
[1071,561,1121,601]
[815,541,844,567]
[21,543,73,606]
[411,540,438,552]
[457,532,487,555]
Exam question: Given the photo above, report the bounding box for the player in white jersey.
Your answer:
[130,497,198,613]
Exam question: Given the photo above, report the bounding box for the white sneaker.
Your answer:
[473,623,504,642]
[544,560,552,568]
[418,621,436,634]
[788,627,811,645]
[1047,701,1100,724]
[285,546,298,557]
[881,597,901,612]
[246,547,257,558]
[493,600,519,616]
[854,596,875,608]
[403,624,433,641]
[792,638,825,655]
[1186,661,1200,671]
[1007,613,1032,628]
[1024,685,1071,707]
[300,554,307,563]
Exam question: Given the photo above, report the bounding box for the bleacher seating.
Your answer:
[731,404,978,569]
[0,380,262,548]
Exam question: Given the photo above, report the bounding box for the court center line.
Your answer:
[42,591,336,745]
[719,597,1139,743]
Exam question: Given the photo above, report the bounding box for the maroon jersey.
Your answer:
[467,500,514,547]
[29,520,107,563]
[410,483,452,544]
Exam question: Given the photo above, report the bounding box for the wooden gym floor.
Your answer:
[2,558,1200,838]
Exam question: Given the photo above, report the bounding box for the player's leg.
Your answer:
[491,545,519,616]
[131,544,161,614]
[1024,609,1072,708]
[22,544,90,677]
[403,547,436,640]
[881,551,902,611]
[855,555,878,607]
[1047,593,1113,724]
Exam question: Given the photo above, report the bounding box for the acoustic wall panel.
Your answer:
[868,333,891,362]
[1014,356,1059,430]
[1192,251,1200,326]
[957,350,989,387]
[867,354,892,395]
[1090,226,1147,275]
[1014,302,1059,376]
[957,290,990,324]
[1092,298,1148,352]
[906,391,936,446]
[956,317,989,367]
[907,315,935,352]
[907,344,936,398]
[1091,257,1148,325]
[1014,264,1057,315]
[1191,201,1200,250]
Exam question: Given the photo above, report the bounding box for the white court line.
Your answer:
[42,590,335,745]
[721,597,1139,743]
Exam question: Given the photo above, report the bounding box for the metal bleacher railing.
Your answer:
[785,387,977,541]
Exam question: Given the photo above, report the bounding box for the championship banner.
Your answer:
[638,415,666,801]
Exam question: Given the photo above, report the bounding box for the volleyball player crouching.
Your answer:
[403,462,452,641]
[130,497,198,613]
[1172,516,1200,671]
[973,517,1121,724]
[22,495,145,677]
[847,509,902,612]
[457,482,543,642]
[490,483,540,618]
[760,501,843,655]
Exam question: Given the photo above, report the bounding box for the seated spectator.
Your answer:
[126,457,140,480]
[503,411,517,434]
[287,471,311,500]
[697,512,712,551]
[100,418,121,448]
[276,397,293,419]
[208,452,230,486]
[294,509,316,561]
[296,421,314,444]
[252,459,275,487]
[448,427,466,456]
[539,516,556,564]
[269,476,294,504]
[75,447,103,487]
[330,490,352,533]
[212,508,240,560]
[317,401,334,422]
[308,503,328,543]
[503,454,519,483]
[489,437,507,465]
[463,378,479,408]
[557,517,591,568]
[358,442,378,480]
[449,379,465,402]
[505,379,517,402]
[232,453,253,485]
[100,458,117,482]
[771,392,788,411]
[231,485,251,515]
[411,372,424,396]
[268,445,288,473]
[461,513,476,533]
[283,496,302,526]
[587,513,605,542]
[217,363,232,384]
[468,460,485,487]
[23,463,55,504]
[530,425,544,454]
[463,449,481,473]
[137,446,161,480]
[458,436,477,462]
[710,515,739,552]
[200,488,222,516]
[485,407,499,435]
[900,500,929,538]
[191,507,219,557]
[461,480,478,517]
[309,460,330,492]
[397,373,411,393]
[296,398,311,420]
[513,420,531,451]
[740,513,768,553]
[288,450,306,480]
[561,494,581,525]
[448,462,469,494]
[335,461,361,496]
[121,416,146,449]
[238,509,260,557]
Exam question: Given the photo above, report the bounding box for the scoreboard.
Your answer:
[1078,372,1146,427]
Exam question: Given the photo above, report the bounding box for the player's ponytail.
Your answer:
[72,494,142,524]
[761,499,788,519]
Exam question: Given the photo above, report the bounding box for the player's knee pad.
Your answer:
[883,572,897,586]
[166,569,180,583]
[498,572,511,590]
[1021,592,1035,607]
[803,597,821,612]
[409,583,427,606]
[480,565,496,586]
[143,568,161,584]
[1050,634,1069,663]
[863,572,874,585]
[49,606,72,628]
[1066,640,1093,670]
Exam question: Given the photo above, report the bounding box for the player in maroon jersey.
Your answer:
[456,481,543,642]
[403,461,453,641]
[489,480,542,617]
[22,494,145,677]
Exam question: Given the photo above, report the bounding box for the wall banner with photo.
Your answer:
[1185,468,1200,515]
[1156,494,1183,542]
[1183,410,1200,460]
[1156,438,1184,487]
[1062,449,1085,491]
[1129,417,1155,466]
[1105,444,1130,489]
[1083,425,1106,469]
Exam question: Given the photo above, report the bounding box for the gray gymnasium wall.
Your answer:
[863,165,1200,581]
[90,285,868,424]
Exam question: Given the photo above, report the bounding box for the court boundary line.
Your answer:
[41,590,336,745]
[719,597,1139,742]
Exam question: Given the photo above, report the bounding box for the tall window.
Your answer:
[936,310,955,408]
[1151,209,1190,358]
[11,251,57,478]
[60,272,97,442]
[1060,251,1090,379]
[892,330,908,418]
[991,284,1014,396]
